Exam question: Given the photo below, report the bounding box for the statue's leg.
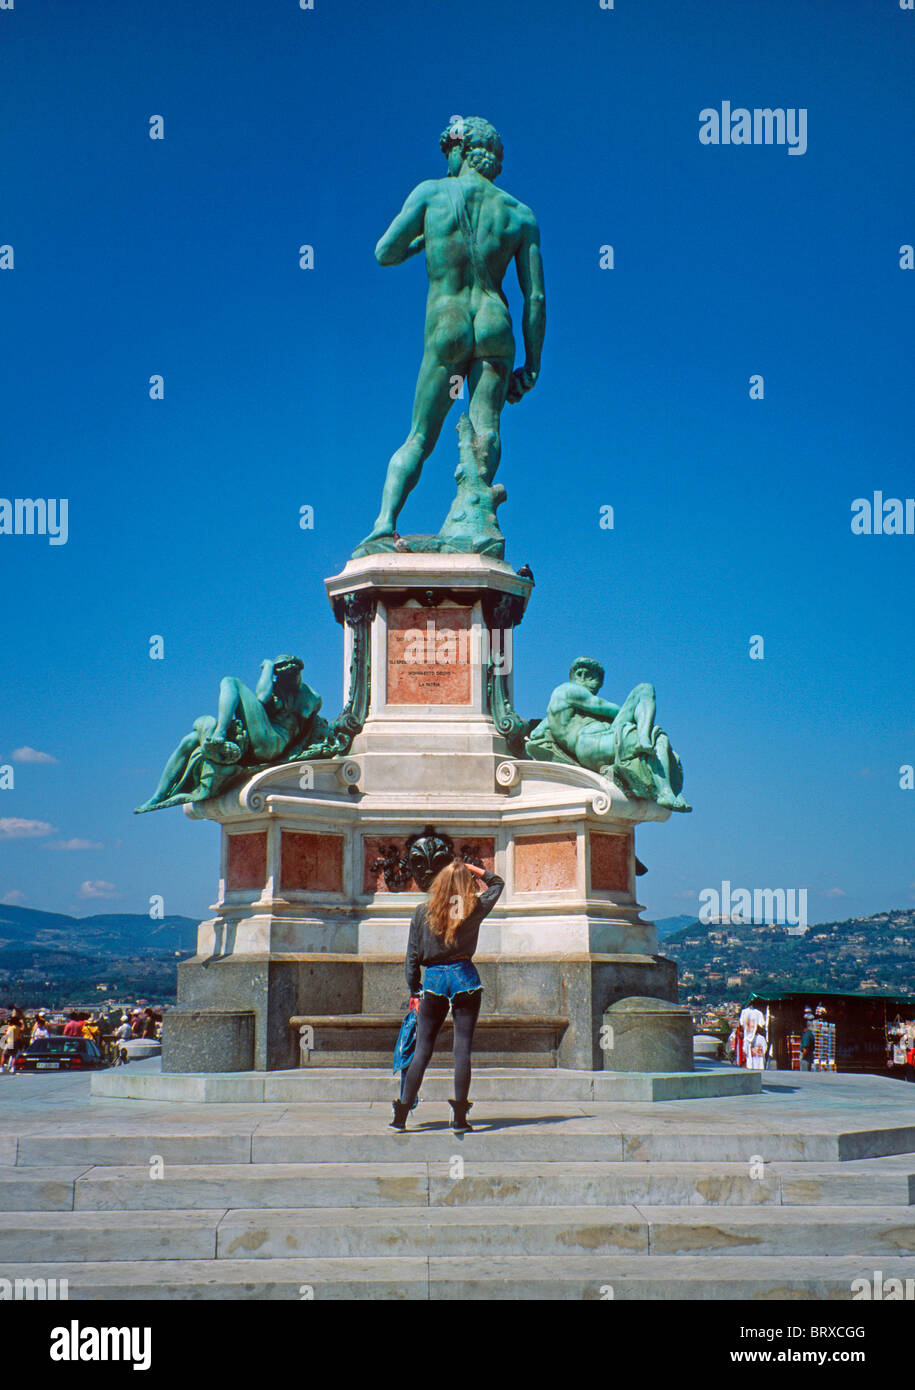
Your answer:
[211,678,246,743]
[613,682,656,754]
[361,336,471,544]
[654,732,686,800]
[139,728,200,806]
[135,722,216,811]
[218,680,286,762]
[466,355,512,483]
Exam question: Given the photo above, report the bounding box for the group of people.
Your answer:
[0,1007,48,1072]
[0,1005,162,1072]
[112,1009,161,1064]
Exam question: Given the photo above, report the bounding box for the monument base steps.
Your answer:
[2,1069,915,1298]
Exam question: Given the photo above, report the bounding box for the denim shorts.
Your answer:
[422,960,483,1000]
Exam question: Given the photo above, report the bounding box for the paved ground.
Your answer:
[3,1058,915,1129]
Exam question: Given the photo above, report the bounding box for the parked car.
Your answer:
[14,1036,109,1072]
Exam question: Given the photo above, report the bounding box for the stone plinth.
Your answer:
[602,995,694,1073]
[162,1008,255,1073]
[174,553,683,1071]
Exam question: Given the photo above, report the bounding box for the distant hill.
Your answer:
[655,915,699,941]
[663,908,915,1007]
[0,905,199,1008]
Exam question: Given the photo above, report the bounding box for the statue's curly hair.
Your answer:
[439,115,503,181]
[570,657,605,684]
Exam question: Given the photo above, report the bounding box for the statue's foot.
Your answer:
[202,738,242,766]
[134,792,192,813]
[358,520,396,548]
[657,789,691,812]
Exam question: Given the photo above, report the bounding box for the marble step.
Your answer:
[218,1202,915,1258]
[14,1133,254,1167]
[2,1204,915,1262]
[10,1117,915,1166]
[0,1166,94,1212]
[2,1156,911,1212]
[0,1209,223,1261]
[1,1254,912,1300]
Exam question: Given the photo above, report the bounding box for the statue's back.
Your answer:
[423,176,531,298]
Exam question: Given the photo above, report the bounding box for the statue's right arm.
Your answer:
[374,182,434,266]
[515,215,546,375]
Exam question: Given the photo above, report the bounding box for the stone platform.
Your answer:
[3,1064,915,1299]
[90,1063,760,1103]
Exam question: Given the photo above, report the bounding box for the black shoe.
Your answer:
[449,1099,474,1133]
[390,1100,411,1130]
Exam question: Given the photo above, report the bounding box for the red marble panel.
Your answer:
[514,832,578,892]
[386,605,473,705]
[281,832,344,893]
[225,832,267,891]
[363,836,495,894]
[590,832,631,892]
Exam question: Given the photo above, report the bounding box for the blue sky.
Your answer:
[1,0,912,926]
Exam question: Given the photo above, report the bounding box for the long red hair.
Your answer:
[426,860,479,949]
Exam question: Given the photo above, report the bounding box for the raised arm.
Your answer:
[375,181,434,267]
[255,660,275,702]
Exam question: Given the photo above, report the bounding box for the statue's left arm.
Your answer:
[298,682,322,724]
[375,181,434,267]
[571,690,620,722]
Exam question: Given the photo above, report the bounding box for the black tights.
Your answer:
[399,990,482,1107]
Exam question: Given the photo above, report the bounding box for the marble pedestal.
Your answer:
[166,554,681,1071]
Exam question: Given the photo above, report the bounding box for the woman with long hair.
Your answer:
[391,857,504,1133]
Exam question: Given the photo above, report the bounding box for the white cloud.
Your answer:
[0,889,26,905]
[43,838,104,852]
[77,880,120,900]
[0,818,57,840]
[10,747,58,765]
[824,887,847,898]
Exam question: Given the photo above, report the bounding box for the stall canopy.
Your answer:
[741,989,915,1075]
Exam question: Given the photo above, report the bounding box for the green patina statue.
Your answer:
[526,658,691,812]
[135,656,327,812]
[354,115,546,558]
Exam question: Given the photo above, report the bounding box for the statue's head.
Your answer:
[273,654,303,688]
[570,657,604,692]
[439,115,503,181]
